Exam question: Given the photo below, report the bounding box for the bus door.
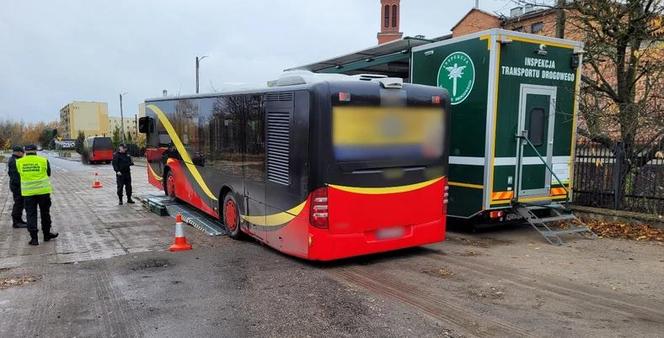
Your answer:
[243,95,268,240]
[515,84,557,200]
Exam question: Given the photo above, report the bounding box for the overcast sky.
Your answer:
[0,0,515,122]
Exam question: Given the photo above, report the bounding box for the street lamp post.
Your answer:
[196,55,208,94]
[119,92,128,143]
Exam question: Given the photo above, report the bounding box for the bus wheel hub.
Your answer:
[225,200,238,231]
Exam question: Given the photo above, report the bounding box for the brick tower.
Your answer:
[377,0,403,44]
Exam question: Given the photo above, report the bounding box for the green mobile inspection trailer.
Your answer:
[411,29,584,223]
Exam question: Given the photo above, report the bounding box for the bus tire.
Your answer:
[223,194,242,239]
[165,171,176,199]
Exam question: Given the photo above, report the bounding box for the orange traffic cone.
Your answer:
[169,213,192,252]
[92,172,103,189]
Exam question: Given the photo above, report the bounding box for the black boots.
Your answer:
[13,219,27,228]
[29,232,39,246]
[44,232,59,242]
[119,196,134,205]
[27,232,58,245]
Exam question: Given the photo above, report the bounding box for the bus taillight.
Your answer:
[310,187,329,229]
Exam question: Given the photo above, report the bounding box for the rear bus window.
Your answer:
[94,137,113,150]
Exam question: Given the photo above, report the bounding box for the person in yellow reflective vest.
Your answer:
[16,144,58,246]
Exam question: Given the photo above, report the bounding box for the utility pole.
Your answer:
[195,55,208,94]
[555,0,566,38]
[119,92,127,143]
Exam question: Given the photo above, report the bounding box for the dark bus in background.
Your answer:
[139,74,450,261]
[81,136,113,164]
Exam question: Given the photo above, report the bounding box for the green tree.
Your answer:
[39,128,57,150]
[75,131,85,154]
[126,131,133,144]
[112,126,121,148]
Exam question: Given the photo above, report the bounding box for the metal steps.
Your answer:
[537,214,577,223]
[514,203,597,245]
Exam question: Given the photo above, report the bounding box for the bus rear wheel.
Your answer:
[165,171,176,199]
[223,194,242,239]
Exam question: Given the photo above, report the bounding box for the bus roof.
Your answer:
[145,72,410,103]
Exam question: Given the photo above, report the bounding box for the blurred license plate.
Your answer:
[376,226,405,239]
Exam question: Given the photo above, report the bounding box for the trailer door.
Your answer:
[516,84,557,199]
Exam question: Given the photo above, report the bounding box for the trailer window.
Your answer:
[528,107,546,146]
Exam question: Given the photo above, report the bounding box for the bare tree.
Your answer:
[519,0,664,208]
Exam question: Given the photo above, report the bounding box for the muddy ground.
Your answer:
[0,154,662,337]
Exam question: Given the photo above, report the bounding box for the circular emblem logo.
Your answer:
[437,51,475,105]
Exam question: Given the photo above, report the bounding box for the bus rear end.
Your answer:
[306,80,449,260]
[82,136,113,164]
[91,137,113,163]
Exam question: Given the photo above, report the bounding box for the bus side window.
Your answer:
[245,95,265,181]
[219,95,244,177]
[158,133,172,146]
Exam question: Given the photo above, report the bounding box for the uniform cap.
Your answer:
[24,144,37,151]
[12,145,24,152]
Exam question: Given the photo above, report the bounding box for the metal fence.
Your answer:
[573,143,664,215]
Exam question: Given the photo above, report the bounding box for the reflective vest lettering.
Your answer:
[16,155,52,196]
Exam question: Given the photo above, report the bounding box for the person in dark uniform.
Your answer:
[16,144,58,246]
[112,144,134,205]
[7,145,27,228]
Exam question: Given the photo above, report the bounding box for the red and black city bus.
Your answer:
[139,74,450,260]
[81,136,114,164]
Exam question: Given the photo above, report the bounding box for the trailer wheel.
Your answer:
[165,171,176,199]
[223,194,242,239]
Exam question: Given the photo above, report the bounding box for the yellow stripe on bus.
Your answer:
[329,177,442,194]
[241,201,308,227]
[148,163,163,181]
[147,104,218,201]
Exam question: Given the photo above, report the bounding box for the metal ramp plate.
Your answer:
[141,194,226,236]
